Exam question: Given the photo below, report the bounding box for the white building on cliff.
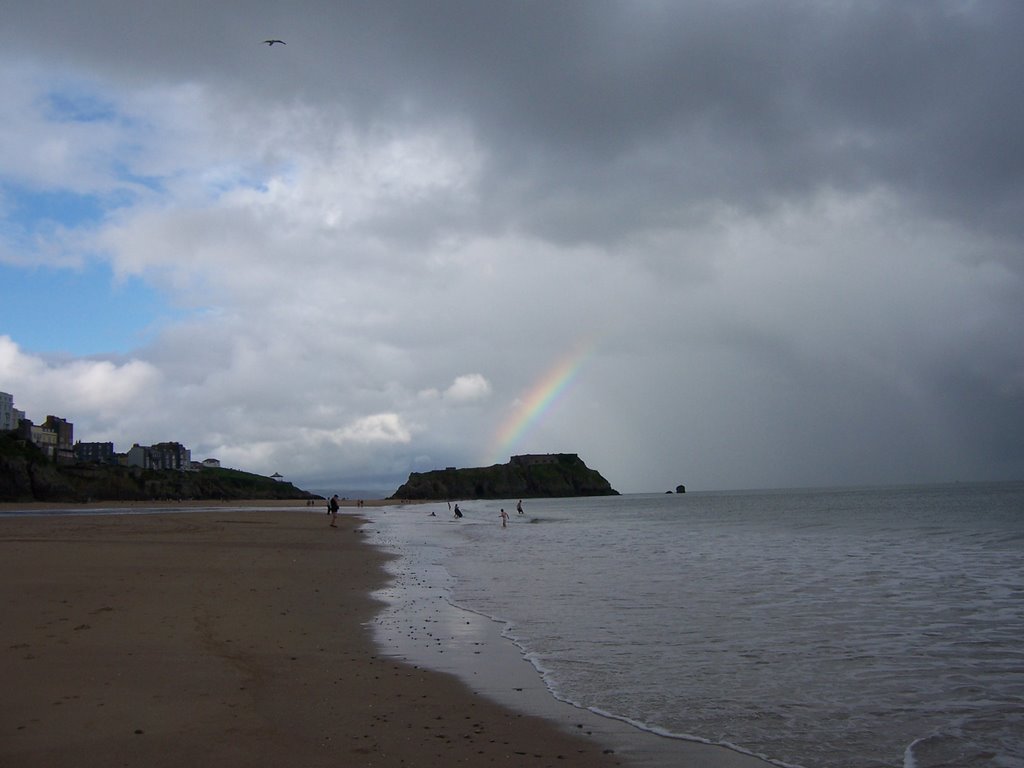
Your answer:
[1,391,26,432]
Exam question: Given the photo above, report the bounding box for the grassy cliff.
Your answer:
[0,433,316,503]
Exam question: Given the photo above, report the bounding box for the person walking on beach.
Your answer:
[500,508,509,528]
[328,494,340,527]
[516,499,524,515]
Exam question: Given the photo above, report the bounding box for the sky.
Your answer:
[1,1,1022,494]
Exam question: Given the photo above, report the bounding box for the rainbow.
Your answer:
[485,340,596,465]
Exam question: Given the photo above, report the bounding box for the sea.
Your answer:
[364,483,1024,768]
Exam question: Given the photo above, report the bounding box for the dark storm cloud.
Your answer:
[218,1,1022,250]
[443,1,1024,248]
[7,1,1023,249]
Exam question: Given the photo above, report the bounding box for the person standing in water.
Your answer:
[516,499,524,515]
[500,508,509,528]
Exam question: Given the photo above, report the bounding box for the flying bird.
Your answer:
[263,39,286,46]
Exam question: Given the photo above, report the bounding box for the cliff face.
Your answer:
[0,433,316,503]
[391,454,618,500]
[0,453,77,502]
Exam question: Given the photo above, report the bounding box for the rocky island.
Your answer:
[390,453,618,500]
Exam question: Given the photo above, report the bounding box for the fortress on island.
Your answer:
[391,453,618,500]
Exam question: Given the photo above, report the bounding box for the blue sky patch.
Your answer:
[3,185,109,231]
[0,261,181,355]
[43,89,118,124]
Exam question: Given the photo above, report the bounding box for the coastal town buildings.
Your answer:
[28,423,57,458]
[74,441,116,465]
[2,392,77,462]
[43,416,75,464]
[126,442,193,471]
[2,390,207,471]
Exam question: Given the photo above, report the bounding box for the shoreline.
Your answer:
[0,497,419,513]
[0,509,626,767]
[2,504,777,768]
[364,505,777,768]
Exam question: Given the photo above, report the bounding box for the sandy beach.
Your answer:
[0,509,625,767]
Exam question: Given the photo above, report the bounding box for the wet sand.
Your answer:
[0,510,625,767]
[0,497,415,513]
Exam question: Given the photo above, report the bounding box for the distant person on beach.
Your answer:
[328,494,340,527]
[453,504,463,519]
[500,508,509,528]
[516,499,524,515]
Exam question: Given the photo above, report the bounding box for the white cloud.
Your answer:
[0,336,162,423]
[444,374,492,403]
[339,414,412,444]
